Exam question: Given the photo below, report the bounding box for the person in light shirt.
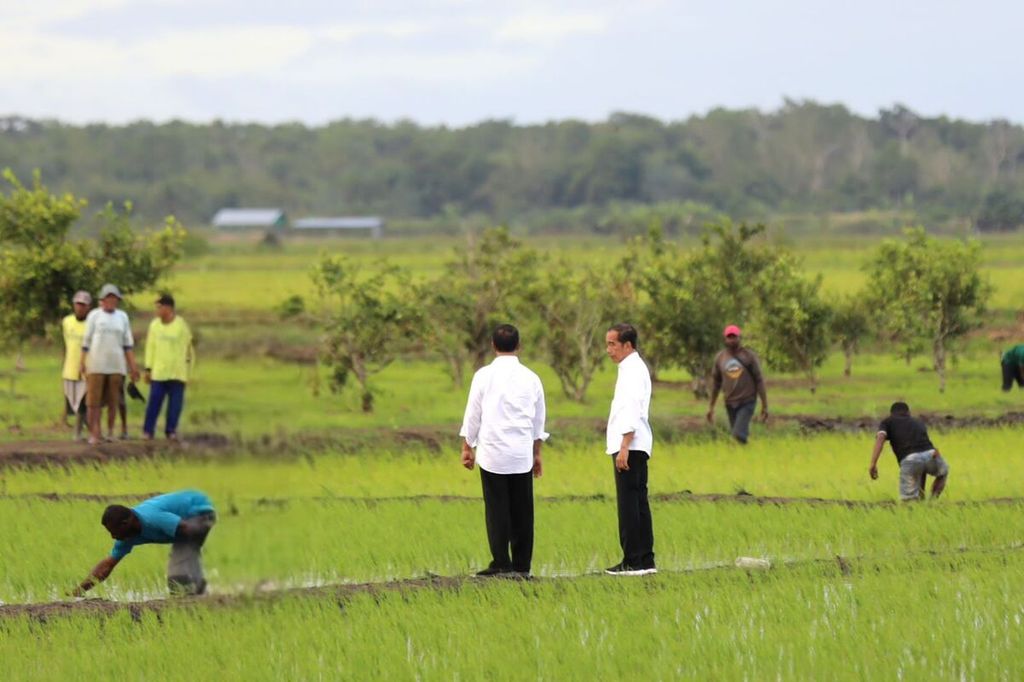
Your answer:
[459,324,548,578]
[604,323,656,576]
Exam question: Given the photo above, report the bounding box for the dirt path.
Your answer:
[4,543,1020,622]
[0,433,230,469]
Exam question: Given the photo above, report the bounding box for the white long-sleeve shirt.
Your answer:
[459,355,549,475]
[606,351,653,456]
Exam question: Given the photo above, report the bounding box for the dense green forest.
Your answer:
[2,100,1024,233]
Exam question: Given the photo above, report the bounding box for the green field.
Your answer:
[2,233,1023,679]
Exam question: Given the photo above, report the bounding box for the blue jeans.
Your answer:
[144,380,186,437]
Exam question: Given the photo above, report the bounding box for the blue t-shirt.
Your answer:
[111,489,215,560]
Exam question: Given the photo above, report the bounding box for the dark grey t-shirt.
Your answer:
[712,348,764,407]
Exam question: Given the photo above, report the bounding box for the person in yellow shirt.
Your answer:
[62,291,92,440]
[142,294,194,441]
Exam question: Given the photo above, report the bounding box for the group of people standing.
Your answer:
[60,285,194,445]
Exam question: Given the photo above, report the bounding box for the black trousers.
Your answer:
[480,468,535,573]
[614,451,655,569]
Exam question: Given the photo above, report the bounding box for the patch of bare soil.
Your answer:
[794,411,1024,434]
[0,433,231,469]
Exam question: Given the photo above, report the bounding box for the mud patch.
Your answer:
[0,433,231,469]
[795,411,1024,434]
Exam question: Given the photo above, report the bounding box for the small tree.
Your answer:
[313,257,415,412]
[630,220,775,397]
[864,228,991,392]
[534,263,631,402]
[417,227,540,386]
[831,294,872,377]
[0,170,185,371]
[755,257,833,393]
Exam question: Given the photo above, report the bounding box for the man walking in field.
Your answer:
[81,284,140,445]
[1001,343,1024,391]
[460,324,548,578]
[707,325,768,444]
[604,323,656,576]
[143,294,194,441]
[72,489,217,597]
[869,402,949,501]
[61,290,92,440]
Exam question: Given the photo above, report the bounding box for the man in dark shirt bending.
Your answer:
[869,402,949,501]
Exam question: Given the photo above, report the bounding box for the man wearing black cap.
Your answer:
[143,294,194,441]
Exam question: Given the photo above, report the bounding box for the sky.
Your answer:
[3,0,1023,127]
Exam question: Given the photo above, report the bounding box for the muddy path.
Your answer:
[3,410,1022,470]
[8,490,1024,509]
[0,433,231,469]
[5,543,1021,622]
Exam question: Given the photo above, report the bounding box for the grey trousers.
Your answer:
[167,512,216,595]
[726,400,757,444]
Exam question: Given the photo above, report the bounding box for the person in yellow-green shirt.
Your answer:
[142,294,194,440]
[62,290,93,440]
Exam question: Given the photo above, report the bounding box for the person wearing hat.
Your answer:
[143,294,194,441]
[706,325,768,444]
[81,284,140,445]
[61,291,93,440]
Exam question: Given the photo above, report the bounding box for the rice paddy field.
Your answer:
[1,233,1023,679]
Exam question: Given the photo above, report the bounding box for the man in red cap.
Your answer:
[706,325,768,444]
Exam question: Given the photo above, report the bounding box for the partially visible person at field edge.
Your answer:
[1001,343,1024,391]
[143,293,194,441]
[706,325,768,444]
[81,284,140,445]
[604,322,656,576]
[71,489,217,597]
[459,324,548,578]
[869,402,949,502]
[61,290,92,441]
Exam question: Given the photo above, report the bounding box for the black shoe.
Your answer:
[605,562,657,576]
[475,565,513,577]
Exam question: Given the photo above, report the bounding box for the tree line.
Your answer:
[3,101,1024,232]
[314,225,990,411]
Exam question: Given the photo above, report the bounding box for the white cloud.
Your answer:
[494,11,610,43]
[139,26,314,77]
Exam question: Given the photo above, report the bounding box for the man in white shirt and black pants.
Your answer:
[604,323,656,576]
[460,324,548,577]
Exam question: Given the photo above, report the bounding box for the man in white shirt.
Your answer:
[460,324,548,577]
[81,284,141,445]
[604,323,656,576]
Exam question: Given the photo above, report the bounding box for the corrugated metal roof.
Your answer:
[292,217,383,229]
[212,208,286,227]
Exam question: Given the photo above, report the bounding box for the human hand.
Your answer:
[533,455,543,479]
[461,445,475,470]
[869,465,878,480]
[705,410,714,424]
[144,370,152,385]
[615,448,630,472]
[760,409,769,424]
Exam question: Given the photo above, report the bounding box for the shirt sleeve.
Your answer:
[148,510,183,539]
[616,367,644,435]
[122,314,134,350]
[81,313,95,351]
[748,351,766,388]
[144,319,156,370]
[111,539,132,560]
[533,379,549,442]
[458,371,485,446]
[711,354,723,389]
[878,418,890,438]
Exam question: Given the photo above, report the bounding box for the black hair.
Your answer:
[156,293,176,308]
[102,504,134,530]
[608,323,638,349]
[492,324,520,353]
[890,401,911,416]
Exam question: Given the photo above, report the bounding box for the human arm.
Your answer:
[70,556,121,597]
[533,381,549,478]
[461,439,475,470]
[750,352,769,422]
[616,431,635,472]
[125,349,141,383]
[706,359,722,423]
[869,431,887,479]
[80,314,95,378]
[123,316,140,382]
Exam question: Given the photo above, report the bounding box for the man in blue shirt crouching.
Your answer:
[72,489,217,597]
